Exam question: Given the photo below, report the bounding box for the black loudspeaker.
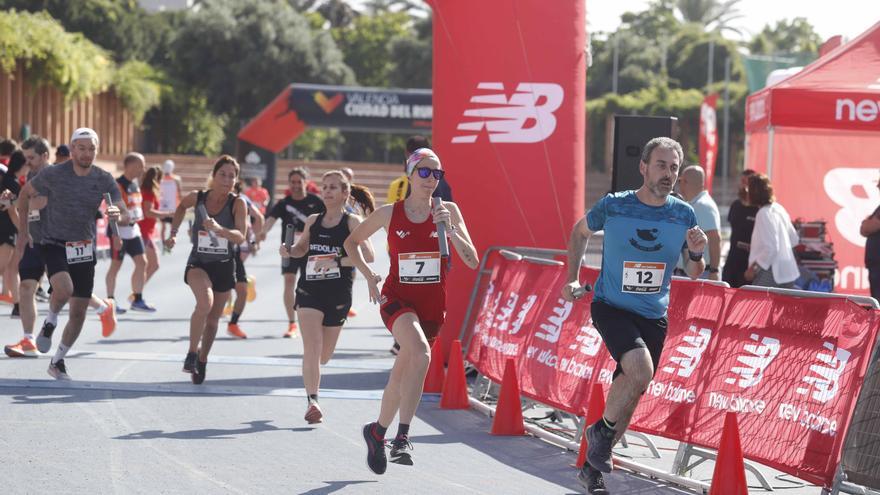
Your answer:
[611,115,679,193]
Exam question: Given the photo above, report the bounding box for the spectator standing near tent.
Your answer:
[744,174,799,288]
[861,171,880,300]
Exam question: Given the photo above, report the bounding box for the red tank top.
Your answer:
[383,201,448,310]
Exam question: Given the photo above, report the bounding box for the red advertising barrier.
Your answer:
[465,254,880,487]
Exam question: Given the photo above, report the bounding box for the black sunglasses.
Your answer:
[415,167,445,180]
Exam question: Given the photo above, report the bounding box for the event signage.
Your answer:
[699,93,718,192]
[466,252,879,487]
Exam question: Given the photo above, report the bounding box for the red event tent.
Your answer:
[745,21,880,295]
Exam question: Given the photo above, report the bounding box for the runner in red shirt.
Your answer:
[344,148,479,474]
[139,166,174,288]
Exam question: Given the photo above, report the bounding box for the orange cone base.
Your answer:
[491,358,525,435]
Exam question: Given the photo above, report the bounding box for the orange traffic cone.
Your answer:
[575,383,607,468]
[710,412,748,495]
[423,340,446,394]
[440,340,470,409]
[491,358,525,435]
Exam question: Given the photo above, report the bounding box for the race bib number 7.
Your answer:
[66,241,94,264]
[622,261,665,294]
[399,252,441,284]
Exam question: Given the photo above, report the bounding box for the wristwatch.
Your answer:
[707,266,719,273]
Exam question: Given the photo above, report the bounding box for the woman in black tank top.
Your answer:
[165,155,247,385]
[281,170,375,424]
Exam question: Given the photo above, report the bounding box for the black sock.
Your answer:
[231,312,241,324]
[396,423,410,439]
[372,422,388,441]
[601,416,616,431]
[308,393,318,404]
[134,293,143,302]
[13,303,19,311]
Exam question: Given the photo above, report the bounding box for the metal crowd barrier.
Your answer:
[458,244,880,494]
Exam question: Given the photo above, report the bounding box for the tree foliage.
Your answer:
[748,17,823,56]
[169,0,354,151]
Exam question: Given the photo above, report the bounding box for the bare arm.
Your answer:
[685,227,708,280]
[164,191,198,249]
[15,182,38,246]
[214,197,247,245]
[343,214,375,265]
[444,202,479,269]
[248,201,265,238]
[287,215,316,258]
[561,217,593,301]
[344,205,391,276]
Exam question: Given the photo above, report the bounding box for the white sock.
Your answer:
[24,333,34,341]
[52,343,70,364]
[46,311,58,326]
[95,300,108,314]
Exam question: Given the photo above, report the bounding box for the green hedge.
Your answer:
[0,9,159,118]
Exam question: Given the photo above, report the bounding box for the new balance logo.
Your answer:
[568,318,602,357]
[535,298,572,344]
[796,342,851,403]
[724,333,780,388]
[452,82,564,144]
[662,325,712,378]
[396,230,410,239]
[430,231,439,238]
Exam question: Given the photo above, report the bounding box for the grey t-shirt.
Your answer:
[25,168,48,244]
[29,161,121,245]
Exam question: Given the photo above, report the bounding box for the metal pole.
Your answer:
[707,39,715,87]
[612,34,619,94]
[722,56,731,179]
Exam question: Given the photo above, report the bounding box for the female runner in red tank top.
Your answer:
[344,148,479,474]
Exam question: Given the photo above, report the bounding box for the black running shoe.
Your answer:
[47,359,71,381]
[362,422,387,474]
[388,435,413,465]
[11,304,20,319]
[182,352,197,373]
[577,465,609,494]
[586,421,615,473]
[36,320,56,353]
[35,287,49,302]
[191,360,206,384]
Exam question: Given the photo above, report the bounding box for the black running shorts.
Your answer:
[295,286,351,327]
[18,244,46,281]
[185,259,235,293]
[112,237,145,261]
[40,243,96,298]
[590,299,668,380]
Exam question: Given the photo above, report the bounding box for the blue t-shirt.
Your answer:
[587,191,697,319]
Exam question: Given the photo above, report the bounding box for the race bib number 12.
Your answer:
[399,252,441,284]
[622,261,665,294]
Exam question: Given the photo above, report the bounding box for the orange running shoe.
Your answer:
[283,322,299,338]
[4,337,39,358]
[101,299,118,338]
[0,293,13,304]
[227,323,247,339]
[347,307,358,317]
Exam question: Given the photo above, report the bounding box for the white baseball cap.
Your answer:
[70,127,99,144]
[163,159,175,174]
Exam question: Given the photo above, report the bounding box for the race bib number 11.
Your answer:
[622,261,665,294]
[399,252,441,284]
[65,241,94,264]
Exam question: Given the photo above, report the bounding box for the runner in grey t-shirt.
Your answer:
[15,128,126,381]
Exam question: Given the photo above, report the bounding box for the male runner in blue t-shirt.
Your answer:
[562,137,707,494]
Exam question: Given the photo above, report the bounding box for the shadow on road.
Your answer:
[114,419,312,440]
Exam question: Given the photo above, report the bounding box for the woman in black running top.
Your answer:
[165,155,247,384]
[281,171,375,424]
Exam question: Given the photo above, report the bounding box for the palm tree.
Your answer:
[676,0,743,33]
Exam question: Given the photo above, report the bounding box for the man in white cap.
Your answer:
[159,159,183,251]
[15,127,128,380]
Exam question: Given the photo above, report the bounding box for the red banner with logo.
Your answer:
[699,93,718,193]
[428,0,587,358]
[466,254,880,487]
